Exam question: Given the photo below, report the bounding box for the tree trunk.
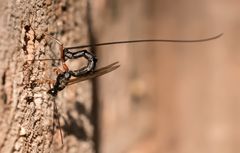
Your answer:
[0,0,95,153]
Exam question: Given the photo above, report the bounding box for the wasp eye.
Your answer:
[47,89,57,96]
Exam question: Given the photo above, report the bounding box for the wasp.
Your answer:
[39,33,223,97]
[29,32,223,145]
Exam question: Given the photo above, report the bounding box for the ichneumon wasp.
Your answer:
[30,32,222,145]
[39,33,223,97]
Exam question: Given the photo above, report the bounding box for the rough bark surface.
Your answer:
[0,0,94,153]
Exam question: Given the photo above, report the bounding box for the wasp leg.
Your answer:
[53,63,69,75]
[53,67,63,75]
[64,49,97,77]
[35,79,55,85]
[53,100,64,145]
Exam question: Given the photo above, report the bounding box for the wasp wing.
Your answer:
[67,62,120,86]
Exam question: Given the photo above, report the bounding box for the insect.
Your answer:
[33,32,223,145]
[41,33,223,97]
[41,34,120,97]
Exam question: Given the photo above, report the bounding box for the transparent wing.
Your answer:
[67,62,120,86]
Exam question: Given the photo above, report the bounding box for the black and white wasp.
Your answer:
[38,33,223,97]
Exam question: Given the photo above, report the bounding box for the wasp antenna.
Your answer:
[26,58,61,62]
[65,33,223,49]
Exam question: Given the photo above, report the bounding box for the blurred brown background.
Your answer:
[89,0,240,153]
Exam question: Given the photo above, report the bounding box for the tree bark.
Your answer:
[0,0,94,153]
